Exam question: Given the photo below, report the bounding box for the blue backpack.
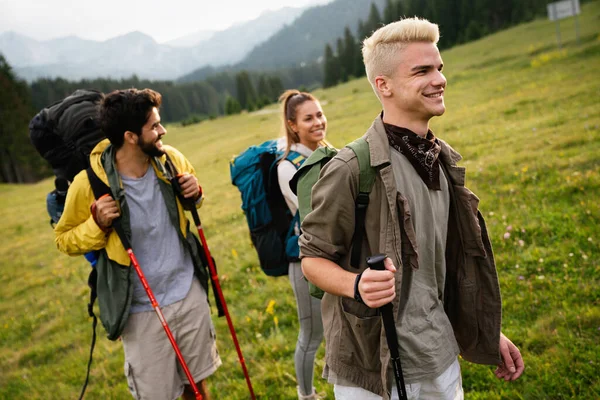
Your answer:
[230,140,305,276]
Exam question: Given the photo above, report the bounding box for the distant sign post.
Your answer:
[547,0,581,48]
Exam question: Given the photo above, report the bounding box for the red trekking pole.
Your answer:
[112,218,204,400]
[188,200,256,400]
[166,159,255,399]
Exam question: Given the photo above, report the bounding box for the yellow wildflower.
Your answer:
[266,299,276,315]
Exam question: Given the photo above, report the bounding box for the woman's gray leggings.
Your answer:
[288,261,324,396]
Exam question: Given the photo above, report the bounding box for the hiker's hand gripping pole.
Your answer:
[188,200,256,400]
[112,219,203,400]
[367,254,408,400]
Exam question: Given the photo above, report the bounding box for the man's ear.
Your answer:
[124,131,137,145]
[375,75,392,98]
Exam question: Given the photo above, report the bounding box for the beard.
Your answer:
[137,135,165,158]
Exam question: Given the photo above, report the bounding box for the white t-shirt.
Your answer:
[276,138,316,216]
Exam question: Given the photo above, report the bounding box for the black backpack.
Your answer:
[29,89,105,226]
[29,90,105,399]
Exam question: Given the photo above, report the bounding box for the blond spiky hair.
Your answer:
[362,18,440,97]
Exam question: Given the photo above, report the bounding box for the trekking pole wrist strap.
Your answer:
[194,185,204,204]
[353,271,364,304]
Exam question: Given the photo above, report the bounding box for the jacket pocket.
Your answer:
[453,279,480,354]
[339,298,382,371]
[97,253,132,340]
[402,281,439,335]
[453,186,486,257]
[397,193,418,271]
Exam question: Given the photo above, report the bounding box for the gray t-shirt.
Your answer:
[121,166,194,313]
[390,146,459,383]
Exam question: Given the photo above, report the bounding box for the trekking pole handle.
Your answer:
[366,253,408,400]
[174,174,203,196]
[367,254,387,271]
[170,174,198,211]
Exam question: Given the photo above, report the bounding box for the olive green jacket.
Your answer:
[299,115,502,398]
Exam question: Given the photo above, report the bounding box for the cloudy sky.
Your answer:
[0,0,333,43]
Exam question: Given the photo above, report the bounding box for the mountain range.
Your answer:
[0,0,385,83]
[179,0,386,83]
[240,0,385,70]
[0,6,306,82]
[164,30,217,48]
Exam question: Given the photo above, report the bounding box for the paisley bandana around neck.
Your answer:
[384,123,442,190]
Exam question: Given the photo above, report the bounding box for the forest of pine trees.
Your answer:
[323,0,589,88]
[0,55,51,182]
[0,54,288,182]
[27,70,286,125]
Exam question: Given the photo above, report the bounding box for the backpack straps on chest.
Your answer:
[285,150,305,169]
[346,138,376,269]
[290,146,337,222]
[161,154,225,317]
[84,166,111,317]
[79,167,111,400]
[86,167,111,200]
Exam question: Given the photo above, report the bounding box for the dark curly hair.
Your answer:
[98,88,162,148]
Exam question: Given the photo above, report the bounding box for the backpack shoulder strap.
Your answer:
[346,138,376,268]
[80,166,110,400]
[162,153,178,179]
[79,267,98,400]
[85,166,131,252]
[161,154,225,317]
[290,145,338,222]
[347,138,376,194]
[85,167,131,248]
[86,167,111,200]
[285,150,305,169]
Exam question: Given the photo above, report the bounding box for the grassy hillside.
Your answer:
[1,2,599,399]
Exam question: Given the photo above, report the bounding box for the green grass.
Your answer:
[1,3,600,398]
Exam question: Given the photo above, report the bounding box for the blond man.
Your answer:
[300,18,524,400]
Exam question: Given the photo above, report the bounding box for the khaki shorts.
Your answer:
[121,278,222,400]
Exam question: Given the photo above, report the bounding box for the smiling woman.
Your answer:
[280,90,327,155]
[276,89,328,400]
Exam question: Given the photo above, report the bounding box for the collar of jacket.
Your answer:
[365,114,466,186]
[89,138,173,189]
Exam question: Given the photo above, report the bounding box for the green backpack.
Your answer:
[290,138,376,299]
